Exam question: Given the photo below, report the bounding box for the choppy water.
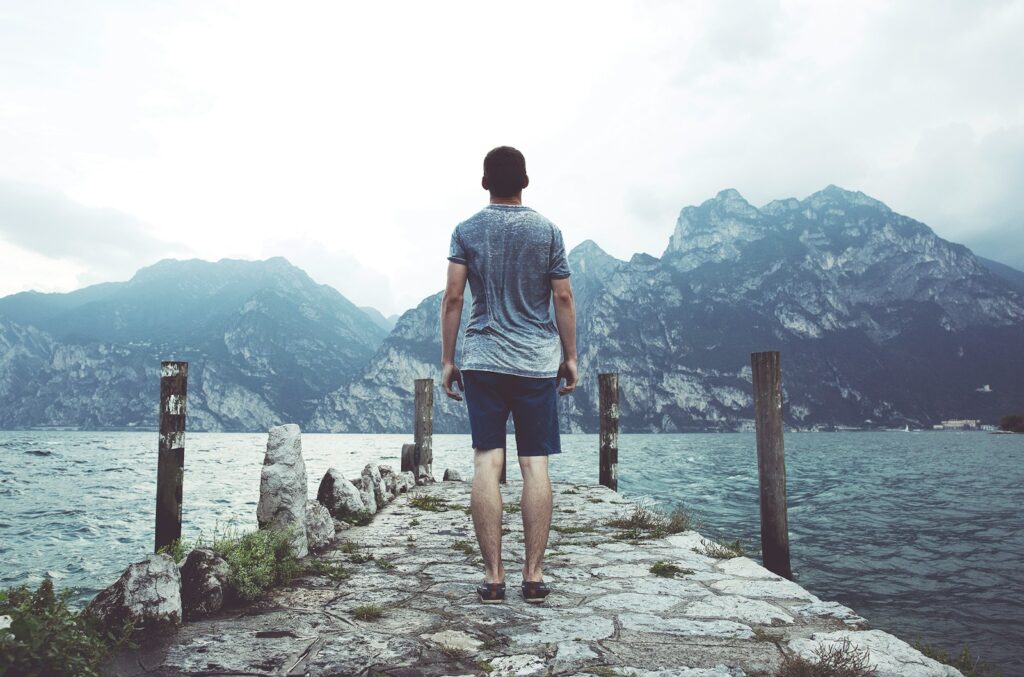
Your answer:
[1,431,1021,673]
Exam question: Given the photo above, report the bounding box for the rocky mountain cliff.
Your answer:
[0,258,386,430]
[311,186,1024,432]
[3,187,1022,432]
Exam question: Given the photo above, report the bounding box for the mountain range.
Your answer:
[1,185,1022,432]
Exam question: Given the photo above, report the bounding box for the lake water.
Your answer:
[0,431,1021,673]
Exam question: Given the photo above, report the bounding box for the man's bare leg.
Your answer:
[471,447,505,584]
[518,455,552,582]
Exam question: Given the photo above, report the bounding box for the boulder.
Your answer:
[305,500,335,552]
[333,518,352,533]
[84,554,181,635]
[317,468,368,521]
[352,475,377,516]
[443,468,463,482]
[361,463,388,510]
[257,424,308,558]
[402,471,417,492]
[179,548,231,620]
[378,464,399,498]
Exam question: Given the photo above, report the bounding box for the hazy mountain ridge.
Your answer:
[1,187,1022,432]
[310,185,1024,432]
[0,257,386,430]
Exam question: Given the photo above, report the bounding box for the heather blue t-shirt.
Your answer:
[448,204,570,378]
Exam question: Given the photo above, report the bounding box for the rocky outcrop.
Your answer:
[310,186,1024,432]
[256,424,308,558]
[0,257,387,431]
[378,464,399,497]
[84,554,182,634]
[353,476,377,517]
[443,468,463,482]
[179,548,231,620]
[317,468,369,522]
[304,500,335,552]
[361,463,389,510]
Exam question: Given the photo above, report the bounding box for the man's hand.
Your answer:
[442,363,465,401]
[557,358,578,396]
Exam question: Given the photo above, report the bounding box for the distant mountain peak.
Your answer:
[804,185,892,212]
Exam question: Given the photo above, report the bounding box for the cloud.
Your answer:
[0,179,190,279]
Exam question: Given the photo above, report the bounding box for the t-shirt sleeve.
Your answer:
[548,226,571,279]
[447,227,467,265]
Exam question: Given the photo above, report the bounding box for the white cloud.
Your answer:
[0,1,1022,313]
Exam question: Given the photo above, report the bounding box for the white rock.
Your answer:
[402,470,417,491]
[711,577,818,601]
[0,614,12,632]
[618,612,753,639]
[714,556,784,580]
[317,468,368,521]
[684,595,793,625]
[378,464,400,498]
[425,629,482,651]
[84,554,182,634]
[362,463,389,510]
[792,600,868,627]
[256,424,308,558]
[490,654,546,676]
[787,630,963,677]
[590,592,681,613]
[305,499,335,552]
[353,475,378,516]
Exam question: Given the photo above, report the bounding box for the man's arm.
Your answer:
[440,261,468,400]
[551,277,578,395]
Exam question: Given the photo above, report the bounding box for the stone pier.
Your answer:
[109,481,960,676]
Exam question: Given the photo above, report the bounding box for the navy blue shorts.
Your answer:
[462,369,561,457]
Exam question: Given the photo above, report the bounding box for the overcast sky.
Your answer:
[1,1,1022,315]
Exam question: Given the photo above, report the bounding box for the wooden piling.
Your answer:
[751,351,793,580]
[414,379,433,481]
[401,443,417,474]
[155,361,188,553]
[599,372,619,491]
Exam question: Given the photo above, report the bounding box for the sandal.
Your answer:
[521,580,551,604]
[477,581,506,604]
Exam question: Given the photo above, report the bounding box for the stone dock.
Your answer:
[109,480,961,677]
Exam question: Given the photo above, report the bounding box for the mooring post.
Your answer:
[155,361,188,553]
[413,379,434,481]
[401,443,417,474]
[751,351,793,580]
[599,372,619,491]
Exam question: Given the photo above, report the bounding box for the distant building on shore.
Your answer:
[934,419,981,430]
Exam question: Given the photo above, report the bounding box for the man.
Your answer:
[440,146,578,605]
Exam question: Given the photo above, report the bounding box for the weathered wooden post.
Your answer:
[751,351,793,580]
[599,372,619,491]
[155,361,187,553]
[413,379,434,481]
[401,443,417,474]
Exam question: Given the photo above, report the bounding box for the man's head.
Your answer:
[482,146,529,198]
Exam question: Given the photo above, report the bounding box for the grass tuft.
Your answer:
[697,538,745,559]
[351,604,384,621]
[451,540,475,555]
[779,637,878,677]
[410,495,449,512]
[503,504,521,514]
[303,559,351,581]
[649,561,693,578]
[606,501,692,541]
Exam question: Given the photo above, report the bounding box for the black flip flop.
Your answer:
[521,580,551,604]
[477,581,506,604]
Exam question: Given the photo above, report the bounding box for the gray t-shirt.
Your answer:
[448,204,571,378]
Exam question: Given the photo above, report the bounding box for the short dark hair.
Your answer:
[483,146,527,197]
